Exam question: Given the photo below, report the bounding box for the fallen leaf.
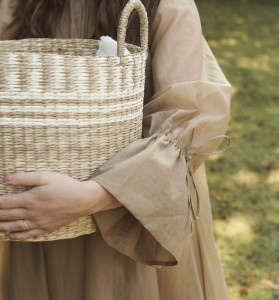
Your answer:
[256,120,264,127]
[261,279,279,290]
[220,214,227,220]
[216,195,229,207]
[239,288,248,295]
[216,195,228,203]
[247,98,255,105]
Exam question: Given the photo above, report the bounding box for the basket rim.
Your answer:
[0,38,146,60]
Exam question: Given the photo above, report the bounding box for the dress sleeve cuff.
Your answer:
[92,133,190,266]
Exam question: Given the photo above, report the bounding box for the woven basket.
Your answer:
[0,0,148,241]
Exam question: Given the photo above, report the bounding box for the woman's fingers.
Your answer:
[0,192,30,210]
[0,208,28,221]
[0,220,32,232]
[4,171,49,187]
[10,229,45,241]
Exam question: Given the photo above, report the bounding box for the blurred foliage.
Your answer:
[195,0,279,299]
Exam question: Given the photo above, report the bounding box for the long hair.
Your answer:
[4,0,160,45]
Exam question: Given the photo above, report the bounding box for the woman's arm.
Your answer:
[0,172,121,240]
[90,0,231,266]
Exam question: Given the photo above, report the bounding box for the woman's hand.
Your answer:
[0,171,121,240]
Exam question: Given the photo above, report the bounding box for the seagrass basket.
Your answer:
[0,0,148,241]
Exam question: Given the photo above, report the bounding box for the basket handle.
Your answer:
[117,0,148,58]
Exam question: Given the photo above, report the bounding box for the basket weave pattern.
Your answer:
[0,0,148,241]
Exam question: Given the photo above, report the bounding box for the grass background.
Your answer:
[195,0,279,299]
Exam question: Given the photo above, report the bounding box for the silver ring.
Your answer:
[23,220,30,231]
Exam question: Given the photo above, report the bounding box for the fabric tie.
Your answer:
[184,129,231,233]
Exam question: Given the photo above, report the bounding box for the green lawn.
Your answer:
[195,0,279,299]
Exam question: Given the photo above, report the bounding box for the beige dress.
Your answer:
[0,0,231,299]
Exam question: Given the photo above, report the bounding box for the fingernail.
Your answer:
[4,174,13,182]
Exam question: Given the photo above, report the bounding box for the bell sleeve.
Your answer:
[92,0,231,266]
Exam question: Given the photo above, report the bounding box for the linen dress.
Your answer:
[0,0,231,299]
